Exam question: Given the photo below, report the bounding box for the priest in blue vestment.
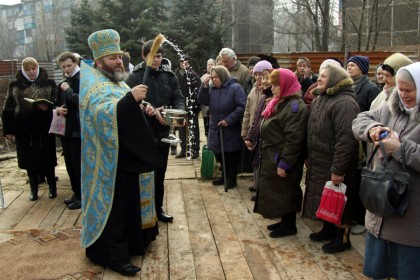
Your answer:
[79,29,162,277]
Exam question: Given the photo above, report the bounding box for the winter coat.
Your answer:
[198,77,246,153]
[303,78,360,223]
[254,94,308,218]
[126,62,185,144]
[295,72,318,93]
[175,67,201,114]
[352,90,420,247]
[353,75,380,112]
[228,61,250,90]
[241,82,265,138]
[56,71,80,138]
[245,88,273,168]
[302,82,318,111]
[1,68,57,171]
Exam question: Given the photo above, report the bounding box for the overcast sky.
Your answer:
[0,0,21,5]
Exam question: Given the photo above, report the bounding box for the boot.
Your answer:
[47,175,57,199]
[267,221,283,231]
[322,226,351,254]
[309,221,335,242]
[212,176,224,186]
[269,212,297,238]
[226,158,237,189]
[226,179,237,189]
[29,176,38,201]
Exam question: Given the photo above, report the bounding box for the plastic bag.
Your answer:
[316,181,347,224]
[49,109,66,136]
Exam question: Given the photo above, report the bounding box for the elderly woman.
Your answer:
[304,64,360,253]
[352,62,420,279]
[253,68,308,238]
[370,53,412,110]
[200,58,217,137]
[1,57,58,201]
[198,65,246,189]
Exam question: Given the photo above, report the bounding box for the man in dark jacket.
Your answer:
[346,55,380,112]
[56,51,82,210]
[126,40,185,223]
[174,55,201,159]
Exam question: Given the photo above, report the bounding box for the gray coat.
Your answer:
[303,78,360,222]
[352,90,420,247]
[198,77,246,153]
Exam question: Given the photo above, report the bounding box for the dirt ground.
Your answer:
[0,156,28,192]
[0,145,64,192]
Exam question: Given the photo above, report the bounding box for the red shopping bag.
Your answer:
[316,181,347,224]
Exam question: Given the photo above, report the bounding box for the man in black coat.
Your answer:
[126,40,185,223]
[56,51,82,210]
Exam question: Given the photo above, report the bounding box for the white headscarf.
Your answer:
[396,62,420,112]
[21,57,40,82]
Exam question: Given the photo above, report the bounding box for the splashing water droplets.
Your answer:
[162,36,200,160]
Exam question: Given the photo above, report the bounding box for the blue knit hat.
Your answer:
[347,55,370,75]
[88,29,123,60]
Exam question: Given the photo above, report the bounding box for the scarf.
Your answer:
[262,68,301,119]
[22,67,40,82]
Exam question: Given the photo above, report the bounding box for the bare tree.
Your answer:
[345,0,398,51]
[273,0,340,52]
[33,2,65,61]
[0,19,15,59]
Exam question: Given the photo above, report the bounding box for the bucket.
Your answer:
[200,145,216,179]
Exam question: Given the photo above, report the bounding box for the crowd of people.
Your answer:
[2,28,419,278]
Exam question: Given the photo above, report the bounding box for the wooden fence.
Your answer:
[0,60,62,82]
[236,51,419,78]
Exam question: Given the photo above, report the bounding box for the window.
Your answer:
[44,4,55,13]
[24,22,36,29]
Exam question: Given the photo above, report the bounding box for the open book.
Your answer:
[24,97,54,107]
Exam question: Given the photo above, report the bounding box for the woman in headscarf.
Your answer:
[198,65,246,189]
[304,64,360,253]
[1,57,58,201]
[352,62,420,279]
[253,68,308,238]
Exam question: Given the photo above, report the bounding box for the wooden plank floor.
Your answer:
[0,115,367,279]
[0,152,367,279]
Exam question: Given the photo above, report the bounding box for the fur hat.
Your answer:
[383,53,413,76]
[88,29,123,60]
[180,55,191,63]
[247,56,260,68]
[319,59,342,72]
[324,64,351,89]
[256,54,280,68]
[253,60,272,74]
[347,55,369,75]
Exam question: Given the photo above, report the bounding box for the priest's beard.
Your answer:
[97,61,129,83]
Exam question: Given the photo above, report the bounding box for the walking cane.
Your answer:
[219,126,228,192]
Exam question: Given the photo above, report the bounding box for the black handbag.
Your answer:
[360,142,409,218]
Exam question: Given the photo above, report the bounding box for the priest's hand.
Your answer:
[131,84,148,102]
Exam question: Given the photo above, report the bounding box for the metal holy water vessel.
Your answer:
[161,108,187,144]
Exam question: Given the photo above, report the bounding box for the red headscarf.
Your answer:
[262,68,301,119]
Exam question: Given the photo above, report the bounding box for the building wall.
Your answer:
[344,0,420,50]
[221,0,274,53]
[0,0,79,60]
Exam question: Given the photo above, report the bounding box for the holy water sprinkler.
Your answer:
[142,33,166,84]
